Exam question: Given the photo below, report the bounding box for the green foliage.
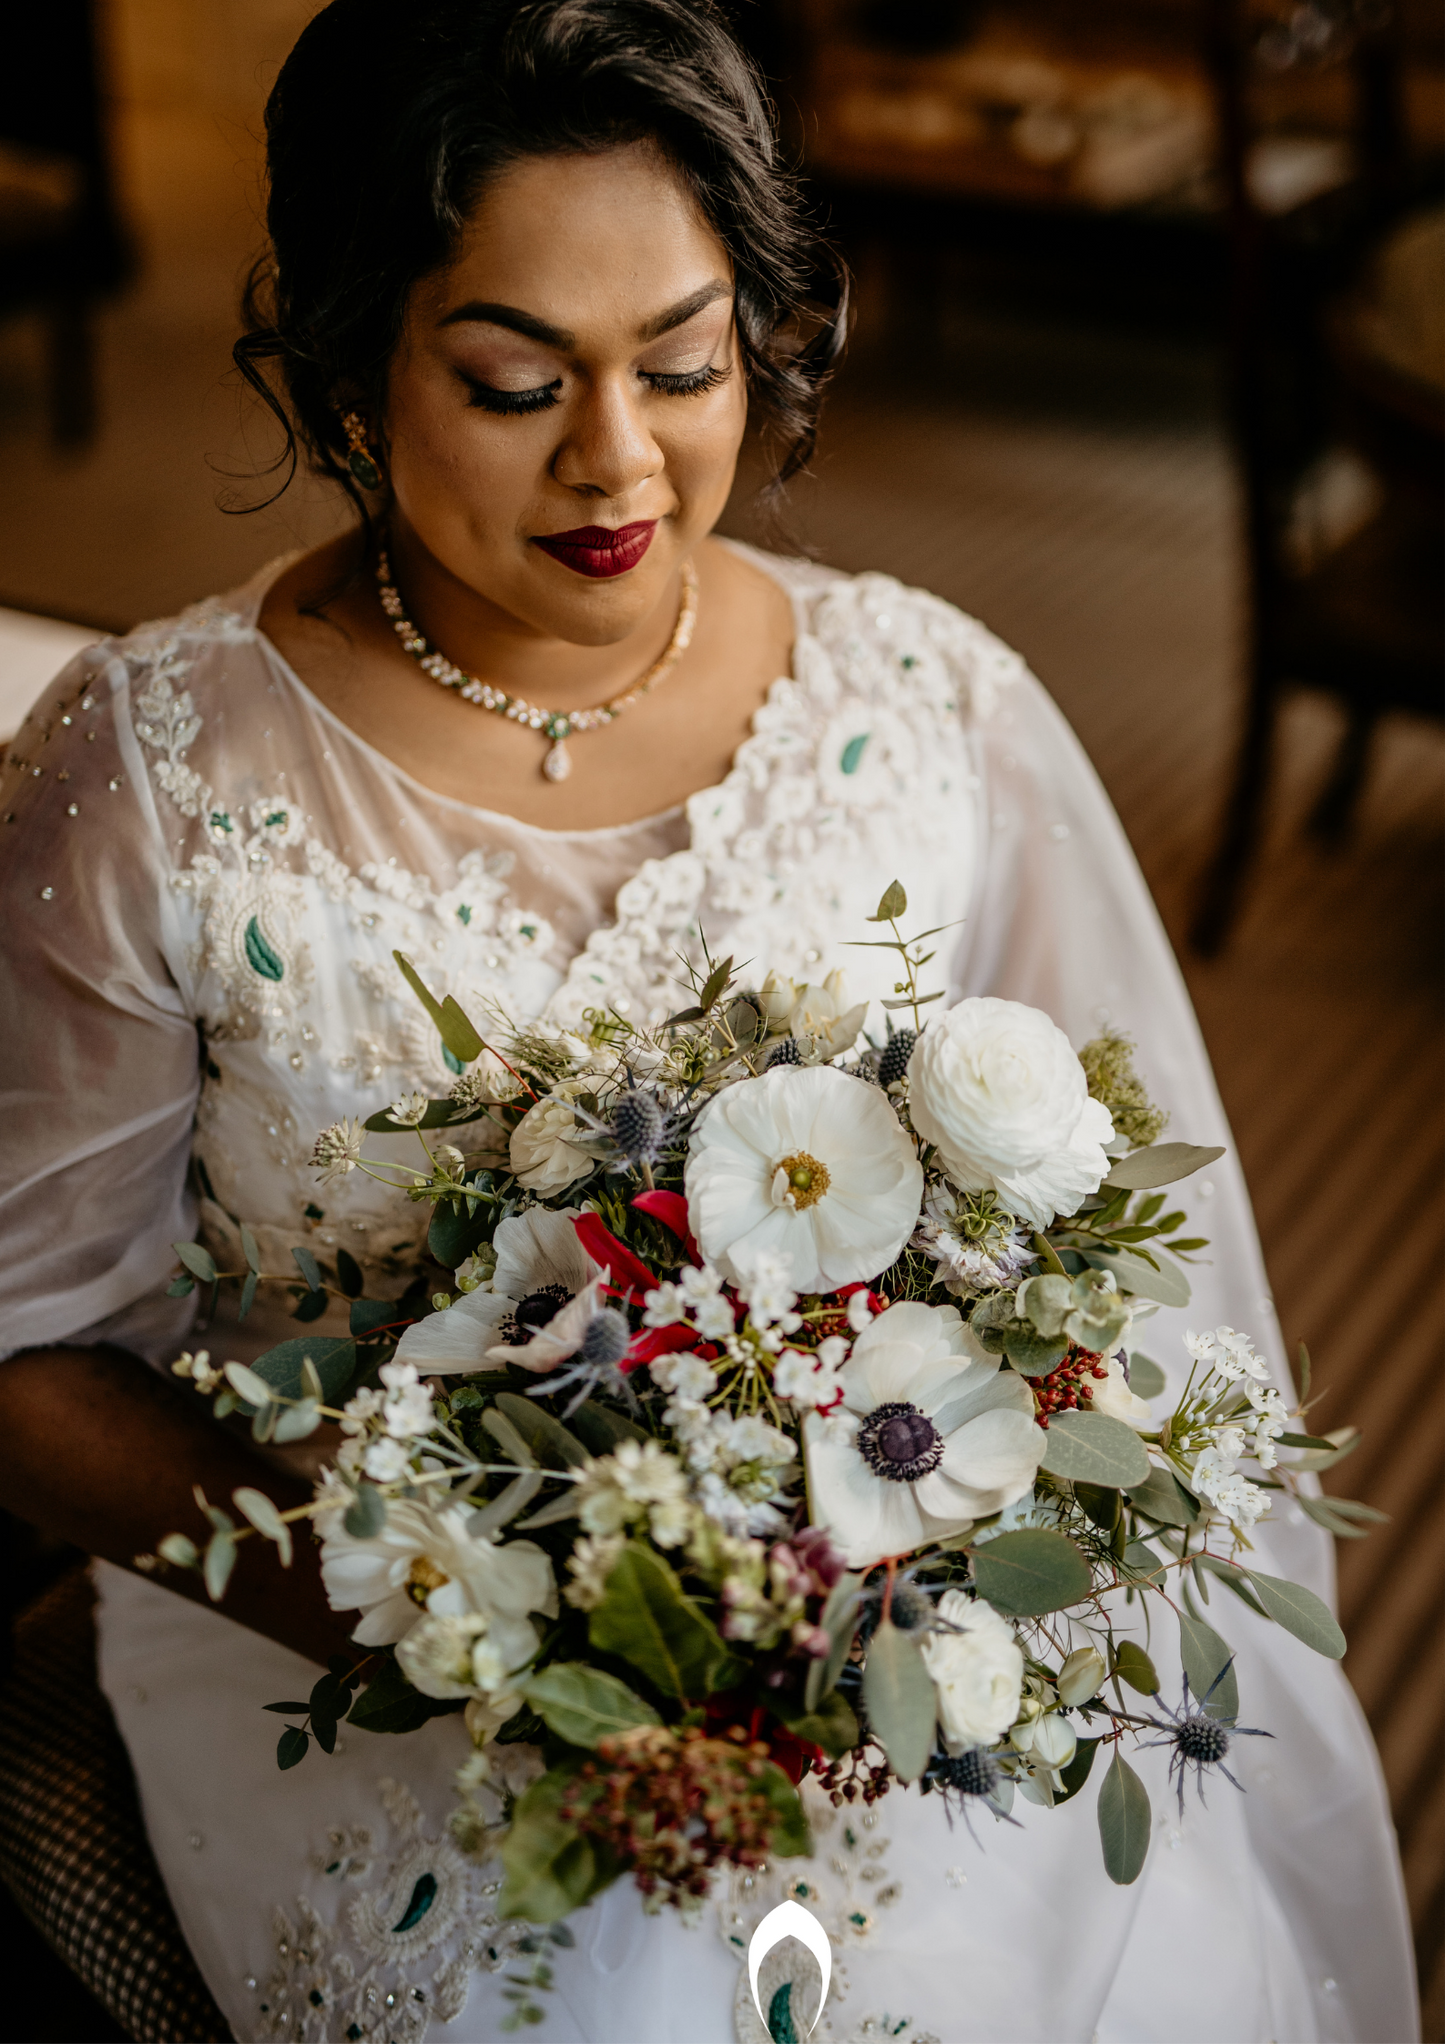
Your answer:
[1110,1640,1160,1695]
[428,1200,493,1267]
[495,1392,590,1469]
[250,1335,356,1403]
[1039,1411,1150,1488]
[172,1240,217,1283]
[1084,1247,1191,1309]
[1078,1034,1168,1152]
[588,1544,732,1701]
[344,1485,387,1539]
[869,879,908,923]
[1097,1750,1151,1884]
[1297,1493,1386,1540]
[1125,1352,1168,1401]
[568,1400,646,1456]
[1126,1464,1198,1528]
[292,1245,322,1292]
[1100,1139,1224,1189]
[277,1726,309,1770]
[861,1616,935,1783]
[1241,1570,1346,1658]
[972,1529,1092,1616]
[350,1298,400,1338]
[774,1688,860,1760]
[1177,1612,1239,1720]
[804,1571,864,1712]
[393,949,485,1065]
[1054,1734,1101,1805]
[969,1290,1067,1377]
[334,1247,364,1297]
[347,1657,460,1735]
[522,1664,661,1748]
[498,1769,601,1923]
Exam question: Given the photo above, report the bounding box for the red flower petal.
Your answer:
[572,1213,659,1303]
[620,1323,696,1376]
[630,1188,699,1263]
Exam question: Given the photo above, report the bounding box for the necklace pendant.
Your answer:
[543,736,572,782]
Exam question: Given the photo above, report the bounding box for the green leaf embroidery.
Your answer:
[243,915,285,982]
[839,733,870,775]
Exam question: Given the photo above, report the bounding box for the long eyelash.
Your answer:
[642,363,731,398]
[462,376,561,416]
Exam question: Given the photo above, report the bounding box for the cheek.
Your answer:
[658,381,748,504]
[387,379,546,524]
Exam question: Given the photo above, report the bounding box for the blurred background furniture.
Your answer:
[0,0,132,447]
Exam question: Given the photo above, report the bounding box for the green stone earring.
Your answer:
[341,409,383,490]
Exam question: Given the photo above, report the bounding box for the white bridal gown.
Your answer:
[0,546,1416,2044]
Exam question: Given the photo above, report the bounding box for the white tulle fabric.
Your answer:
[0,545,1415,2043]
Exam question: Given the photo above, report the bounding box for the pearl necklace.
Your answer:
[375,543,699,783]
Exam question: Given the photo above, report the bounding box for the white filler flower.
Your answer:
[909,997,1115,1230]
[392,1207,599,1372]
[804,1301,1045,1568]
[684,1065,923,1293]
[920,1588,1025,1752]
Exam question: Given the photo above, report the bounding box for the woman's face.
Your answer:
[383,142,747,646]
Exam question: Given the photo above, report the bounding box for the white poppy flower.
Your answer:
[920,1588,1025,1752]
[319,1497,556,1648]
[909,997,1115,1230]
[684,1065,923,1293]
[509,1084,594,1193]
[392,1208,599,1373]
[803,1300,1046,1569]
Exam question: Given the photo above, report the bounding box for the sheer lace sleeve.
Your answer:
[0,647,201,1363]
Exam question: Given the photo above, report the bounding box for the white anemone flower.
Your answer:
[318,1496,557,1648]
[804,1301,1046,1569]
[391,1207,599,1373]
[684,1065,923,1293]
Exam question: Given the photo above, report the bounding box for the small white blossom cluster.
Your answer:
[643,1263,735,1341]
[310,1116,365,1185]
[732,1250,803,1350]
[1175,1327,1285,1529]
[171,1347,224,1394]
[773,1335,848,1414]
[575,1439,693,1550]
[1185,1325,1269,1383]
[336,1360,436,1483]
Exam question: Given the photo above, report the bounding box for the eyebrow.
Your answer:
[438,279,732,350]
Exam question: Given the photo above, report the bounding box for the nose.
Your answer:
[551,373,662,501]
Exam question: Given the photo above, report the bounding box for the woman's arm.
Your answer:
[0,1342,357,1668]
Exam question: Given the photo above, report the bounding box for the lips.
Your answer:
[531,520,656,578]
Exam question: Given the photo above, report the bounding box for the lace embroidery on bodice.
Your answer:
[107,553,1014,1300]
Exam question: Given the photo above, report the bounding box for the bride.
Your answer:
[0,2,1416,2039]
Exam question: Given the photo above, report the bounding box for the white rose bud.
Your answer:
[1028,1712,1078,1771]
[1057,1645,1108,1707]
[509,1087,592,1193]
[909,997,1116,1230]
[758,971,801,1029]
[919,1589,1024,1752]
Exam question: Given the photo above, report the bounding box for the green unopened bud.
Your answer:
[1029,1712,1078,1771]
[1057,1645,1107,1706]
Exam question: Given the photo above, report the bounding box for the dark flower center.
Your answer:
[857,1400,944,1483]
[1175,1717,1230,1765]
[496,1282,573,1345]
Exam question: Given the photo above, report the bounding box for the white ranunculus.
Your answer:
[803,1300,1046,1568]
[1089,1353,1154,1430]
[509,1084,594,1193]
[920,1588,1024,1752]
[392,1207,599,1373]
[908,997,1116,1230]
[684,1065,923,1293]
[319,1497,556,1647]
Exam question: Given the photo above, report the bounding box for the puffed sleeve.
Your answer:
[0,647,201,1363]
[946,645,1334,1603]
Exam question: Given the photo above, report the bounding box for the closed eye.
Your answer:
[641,363,732,397]
[462,375,562,416]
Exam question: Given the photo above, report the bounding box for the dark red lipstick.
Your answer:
[532,520,656,578]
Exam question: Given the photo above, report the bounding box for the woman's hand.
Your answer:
[0,1342,360,1669]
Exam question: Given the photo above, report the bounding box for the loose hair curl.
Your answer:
[234,0,846,528]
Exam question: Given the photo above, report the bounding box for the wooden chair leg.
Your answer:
[1308,700,1378,847]
[45,299,97,449]
[1190,669,1280,956]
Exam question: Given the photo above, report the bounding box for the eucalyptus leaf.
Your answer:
[1126,1464,1199,1528]
[861,1617,935,1783]
[1241,1570,1346,1658]
[428,1202,491,1268]
[392,950,486,1065]
[232,1486,294,1565]
[156,1533,198,1569]
[1084,1248,1191,1309]
[522,1663,661,1748]
[350,1298,400,1338]
[251,1336,356,1404]
[238,1270,258,1323]
[1098,1751,1151,1884]
[335,1247,365,1298]
[240,1223,263,1274]
[346,1657,458,1735]
[588,1543,730,1700]
[805,1570,863,1713]
[223,1361,274,1407]
[481,1407,538,1470]
[1285,1426,1361,1473]
[1110,1639,1159,1695]
[869,879,908,922]
[569,1400,647,1455]
[1177,1612,1239,1719]
[1126,1352,1168,1402]
[1101,1143,1225,1191]
[343,1485,387,1539]
[292,1244,323,1293]
[972,1529,1091,1617]
[203,1530,237,1602]
[1297,1494,1387,1540]
[292,1287,329,1323]
[173,1240,218,1284]
[495,1392,590,1469]
[515,1488,584,1531]
[470,1470,545,1535]
[1054,1734,1101,1805]
[698,955,733,1012]
[1039,1411,1149,1488]
[166,1274,195,1298]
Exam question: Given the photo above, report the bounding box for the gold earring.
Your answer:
[341,409,383,490]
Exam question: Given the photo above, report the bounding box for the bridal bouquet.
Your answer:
[155,883,1368,1974]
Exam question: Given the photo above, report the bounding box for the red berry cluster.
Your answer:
[1032,1342,1109,1427]
[816,1741,894,1808]
[560,1725,783,1907]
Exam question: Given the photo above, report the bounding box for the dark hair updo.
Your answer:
[235,0,846,521]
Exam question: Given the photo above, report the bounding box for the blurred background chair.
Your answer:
[1192,0,1444,949]
[0,0,132,447]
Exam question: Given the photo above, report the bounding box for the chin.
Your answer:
[525,555,675,645]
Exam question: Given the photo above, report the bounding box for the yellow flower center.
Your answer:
[774,1151,831,1211]
[406,1555,450,1604]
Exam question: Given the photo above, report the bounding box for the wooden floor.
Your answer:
[728,310,1445,2034]
[0,95,1439,2032]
